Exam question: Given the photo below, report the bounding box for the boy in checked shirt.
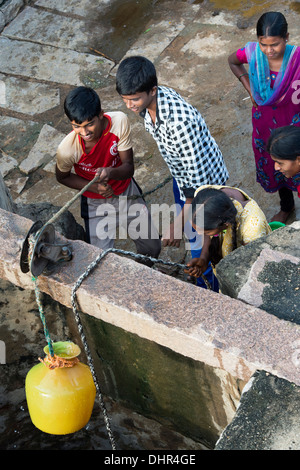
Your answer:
[116,56,228,290]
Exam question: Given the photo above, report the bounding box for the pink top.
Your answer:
[236,48,278,88]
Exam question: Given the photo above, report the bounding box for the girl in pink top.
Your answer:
[228,11,300,223]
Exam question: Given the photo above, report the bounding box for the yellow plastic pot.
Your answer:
[25,342,96,435]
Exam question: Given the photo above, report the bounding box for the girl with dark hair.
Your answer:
[267,126,300,198]
[228,12,300,224]
[185,185,271,279]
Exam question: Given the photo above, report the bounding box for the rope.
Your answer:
[28,234,117,449]
[46,174,100,226]
[32,275,54,357]
[71,258,116,450]
[39,354,79,369]
[69,247,189,452]
[46,174,172,227]
[69,246,210,451]
[27,173,209,450]
[28,234,54,357]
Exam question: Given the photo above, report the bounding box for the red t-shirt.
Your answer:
[56,112,132,199]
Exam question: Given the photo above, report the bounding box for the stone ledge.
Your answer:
[215,370,300,450]
[216,223,300,324]
[0,207,300,386]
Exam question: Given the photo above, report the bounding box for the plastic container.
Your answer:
[269,221,286,231]
[25,341,96,435]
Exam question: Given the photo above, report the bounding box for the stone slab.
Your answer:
[0,37,114,87]
[216,224,300,325]
[0,116,42,164]
[0,0,23,25]
[0,151,18,177]
[216,370,300,450]
[237,247,300,317]
[19,124,65,174]
[181,31,231,58]
[5,176,28,195]
[1,207,300,387]
[117,20,187,65]
[3,6,109,53]
[15,174,81,223]
[110,0,200,69]
[35,0,111,17]
[0,11,5,33]
[0,74,60,115]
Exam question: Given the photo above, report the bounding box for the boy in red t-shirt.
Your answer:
[56,86,161,259]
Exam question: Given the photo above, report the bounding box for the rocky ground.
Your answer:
[1,0,300,451]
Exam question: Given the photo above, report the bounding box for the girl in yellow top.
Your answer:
[186,185,271,279]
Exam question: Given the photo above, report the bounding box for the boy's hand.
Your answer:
[96,167,111,185]
[161,222,182,248]
[97,182,114,198]
[185,258,208,278]
[94,168,114,197]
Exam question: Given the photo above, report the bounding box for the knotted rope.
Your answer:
[27,172,210,451]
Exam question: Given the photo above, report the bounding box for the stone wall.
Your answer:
[0,206,300,447]
[0,0,24,32]
[216,221,300,323]
[214,221,300,449]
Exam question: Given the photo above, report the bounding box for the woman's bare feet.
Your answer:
[270,209,294,224]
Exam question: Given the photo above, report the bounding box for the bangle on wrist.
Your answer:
[238,72,248,81]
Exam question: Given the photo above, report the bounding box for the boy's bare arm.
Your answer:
[55,165,114,197]
[97,148,134,184]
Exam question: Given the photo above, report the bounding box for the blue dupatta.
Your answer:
[245,42,296,105]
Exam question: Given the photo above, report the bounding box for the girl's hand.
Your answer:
[250,94,258,109]
[185,258,208,278]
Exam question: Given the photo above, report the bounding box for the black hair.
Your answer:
[267,126,300,161]
[192,188,238,266]
[64,86,101,124]
[116,56,158,95]
[256,11,288,38]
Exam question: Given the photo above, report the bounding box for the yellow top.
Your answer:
[194,185,271,258]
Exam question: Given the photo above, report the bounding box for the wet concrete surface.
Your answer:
[0,0,300,451]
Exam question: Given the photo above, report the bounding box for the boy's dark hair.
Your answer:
[64,86,101,124]
[267,126,300,161]
[116,56,158,95]
[256,11,288,39]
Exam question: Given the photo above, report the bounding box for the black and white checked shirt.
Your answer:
[141,86,229,201]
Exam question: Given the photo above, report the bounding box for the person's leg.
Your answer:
[172,178,218,291]
[271,187,295,223]
[81,195,117,250]
[122,180,161,263]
